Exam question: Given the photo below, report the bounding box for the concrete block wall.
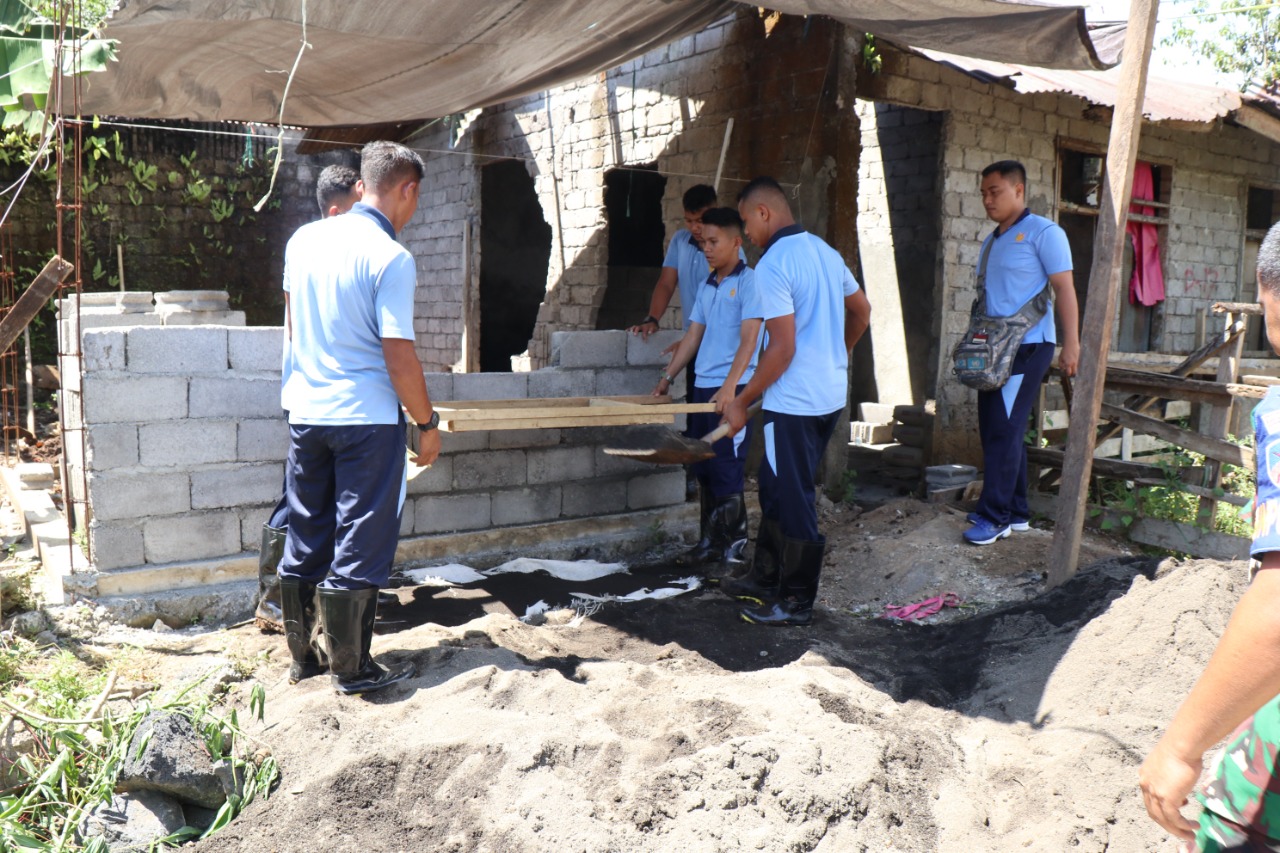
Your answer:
[860,46,1280,463]
[65,324,689,587]
[398,9,845,371]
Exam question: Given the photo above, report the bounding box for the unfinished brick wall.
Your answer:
[399,9,849,372]
[860,47,1280,463]
[59,323,689,596]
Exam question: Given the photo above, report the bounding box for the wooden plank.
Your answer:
[437,400,715,422]
[0,256,73,356]
[1243,374,1280,386]
[1048,0,1162,586]
[1212,301,1263,316]
[460,219,480,373]
[438,395,662,411]
[1235,105,1280,147]
[442,413,674,432]
[1129,518,1250,561]
[1027,446,1204,484]
[1198,312,1247,524]
[1099,403,1253,468]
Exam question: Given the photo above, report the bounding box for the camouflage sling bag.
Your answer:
[951,234,1052,392]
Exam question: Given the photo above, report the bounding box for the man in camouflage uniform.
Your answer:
[1140,220,1280,851]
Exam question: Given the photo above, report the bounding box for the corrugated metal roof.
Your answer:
[919,49,1276,125]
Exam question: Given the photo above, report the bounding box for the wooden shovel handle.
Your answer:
[699,400,763,444]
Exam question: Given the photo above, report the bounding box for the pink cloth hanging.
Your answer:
[1127,161,1165,306]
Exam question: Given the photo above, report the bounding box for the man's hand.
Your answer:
[411,428,441,468]
[661,336,682,357]
[722,396,750,436]
[1059,341,1080,378]
[1138,740,1202,843]
[712,382,735,414]
[651,378,671,398]
[627,318,660,341]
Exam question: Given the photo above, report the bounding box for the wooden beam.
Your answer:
[1027,446,1204,484]
[0,256,73,356]
[442,413,674,432]
[1048,0,1161,586]
[1212,301,1263,316]
[1198,312,1247,524]
[1234,106,1280,147]
[1100,403,1253,468]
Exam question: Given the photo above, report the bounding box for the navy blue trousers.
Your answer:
[758,409,841,542]
[975,342,1055,527]
[279,421,406,591]
[688,384,751,499]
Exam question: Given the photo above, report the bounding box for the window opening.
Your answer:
[597,163,667,331]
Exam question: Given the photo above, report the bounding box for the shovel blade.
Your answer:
[602,426,717,465]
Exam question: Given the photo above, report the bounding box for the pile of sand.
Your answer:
[194,555,1242,852]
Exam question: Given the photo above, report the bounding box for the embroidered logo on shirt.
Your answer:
[1015,233,1026,242]
[729,289,736,297]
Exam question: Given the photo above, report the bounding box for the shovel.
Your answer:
[603,400,762,465]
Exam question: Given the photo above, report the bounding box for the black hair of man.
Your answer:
[682,184,717,213]
[1260,221,1280,296]
[315,164,360,215]
[981,160,1028,188]
[736,176,790,211]
[360,140,425,195]
[700,206,744,235]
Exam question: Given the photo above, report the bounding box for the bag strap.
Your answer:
[970,234,997,318]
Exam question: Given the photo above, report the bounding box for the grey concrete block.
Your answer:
[452,372,529,401]
[90,471,191,522]
[440,430,489,453]
[399,505,414,537]
[60,315,161,353]
[527,446,594,485]
[558,330,627,368]
[424,373,453,403]
[139,420,238,467]
[88,521,144,571]
[83,376,188,423]
[86,423,139,470]
[595,367,680,398]
[237,418,289,463]
[492,486,563,526]
[127,326,228,373]
[413,493,492,534]
[143,511,241,564]
[627,470,685,509]
[228,327,285,372]
[527,368,596,399]
[452,449,527,490]
[489,428,562,450]
[406,456,453,495]
[154,289,230,305]
[161,311,246,327]
[562,479,627,517]
[626,330,684,366]
[192,463,284,510]
[859,402,895,424]
[81,329,127,372]
[238,507,275,551]
[189,376,281,418]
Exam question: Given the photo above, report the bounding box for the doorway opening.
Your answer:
[597,163,667,330]
[479,160,552,372]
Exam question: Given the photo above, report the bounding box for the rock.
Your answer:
[152,619,173,633]
[8,609,50,637]
[82,791,186,852]
[116,713,233,809]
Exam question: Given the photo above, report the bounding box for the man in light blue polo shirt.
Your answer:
[653,207,763,572]
[278,141,441,695]
[722,177,873,627]
[629,184,718,342]
[963,160,1079,546]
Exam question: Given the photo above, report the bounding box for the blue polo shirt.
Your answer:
[756,226,860,416]
[688,261,763,387]
[980,209,1072,344]
[663,228,710,331]
[281,203,417,425]
[1251,387,1280,557]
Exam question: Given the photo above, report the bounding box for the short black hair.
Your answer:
[315,164,359,214]
[1260,221,1280,296]
[361,140,425,194]
[737,176,789,209]
[699,206,743,235]
[682,184,717,213]
[982,160,1027,187]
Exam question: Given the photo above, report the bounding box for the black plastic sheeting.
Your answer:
[75,0,1123,127]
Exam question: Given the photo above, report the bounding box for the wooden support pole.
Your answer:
[1047,0,1160,587]
[1099,403,1253,468]
[0,256,74,357]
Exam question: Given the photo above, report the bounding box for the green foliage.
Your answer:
[210,197,234,223]
[1165,1,1280,92]
[128,158,157,191]
[861,33,882,75]
[839,469,858,505]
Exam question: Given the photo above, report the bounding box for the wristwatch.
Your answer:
[641,315,659,327]
[418,411,440,432]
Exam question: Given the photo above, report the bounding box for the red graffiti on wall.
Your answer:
[1182,266,1222,297]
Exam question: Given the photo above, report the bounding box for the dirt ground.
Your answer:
[37,498,1244,852]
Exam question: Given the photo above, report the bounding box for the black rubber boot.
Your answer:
[675,487,716,567]
[741,536,825,627]
[721,517,782,602]
[279,578,326,683]
[254,524,286,633]
[318,587,415,695]
[690,494,749,579]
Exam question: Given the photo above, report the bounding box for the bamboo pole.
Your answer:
[1047,0,1161,586]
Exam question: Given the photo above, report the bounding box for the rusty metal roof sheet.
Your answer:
[920,49,1277,125]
